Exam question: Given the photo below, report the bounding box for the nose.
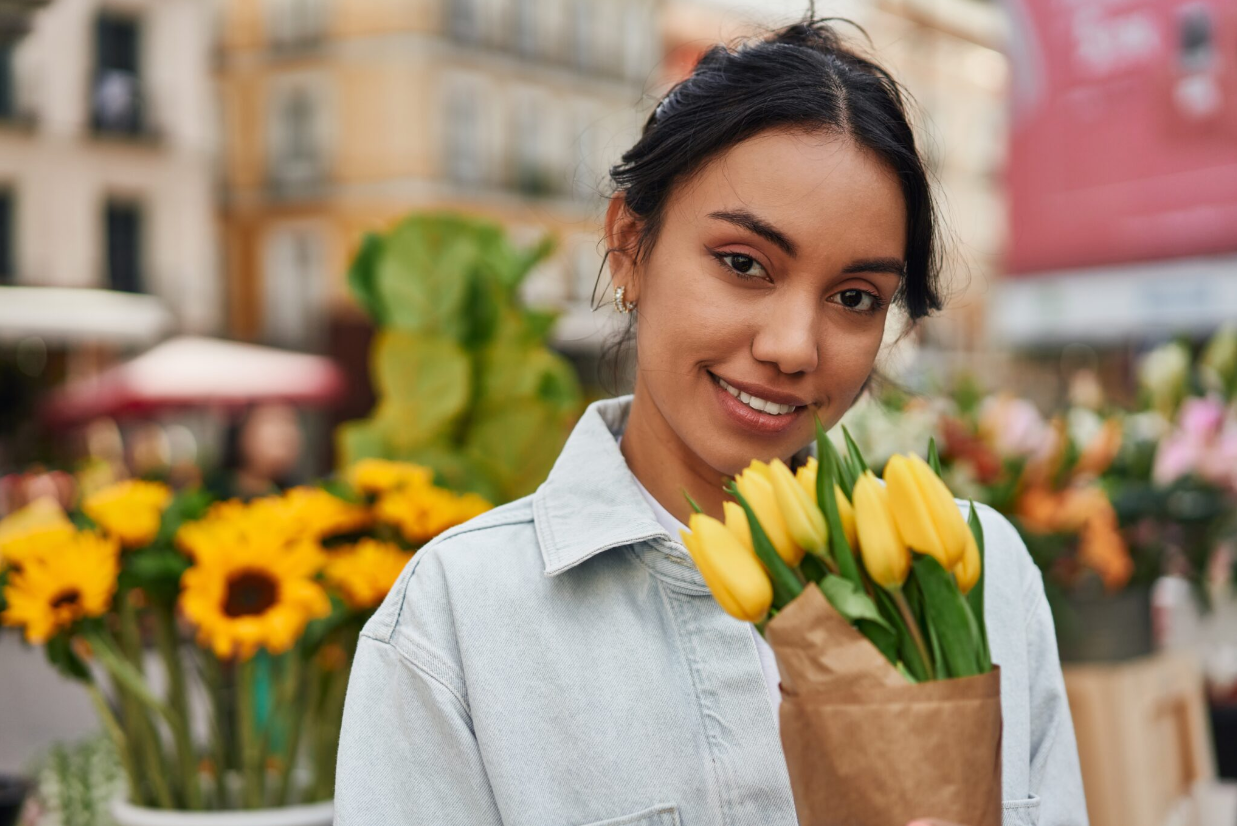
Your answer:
[750,299,818,375]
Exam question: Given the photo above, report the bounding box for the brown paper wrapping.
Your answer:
[765,584,1003,826]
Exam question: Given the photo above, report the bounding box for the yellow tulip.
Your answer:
[852,471,910,590]
[795,456,819,502]
[954,527,981,595]
[883,453,969,569]
[723,501,753,552]
[834,484,858,551]
[768,459,827,556]
[796,457,858,551]
[680,513,773,623]
[734,462,804,566]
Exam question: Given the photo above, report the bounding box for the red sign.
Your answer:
[1006,0,1237,274]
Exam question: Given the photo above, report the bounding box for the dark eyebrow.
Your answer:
[707,209,797,257]
[842,258,906,278]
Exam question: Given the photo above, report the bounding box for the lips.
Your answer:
[709,372,809,435]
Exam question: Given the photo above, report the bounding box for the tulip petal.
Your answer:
[681,514,773,623]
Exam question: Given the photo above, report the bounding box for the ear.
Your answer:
[604,193,644,303]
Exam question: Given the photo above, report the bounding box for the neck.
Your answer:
[620,377,732,527]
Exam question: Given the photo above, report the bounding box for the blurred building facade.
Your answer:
[0,0,220,340]
[217,0,660,359]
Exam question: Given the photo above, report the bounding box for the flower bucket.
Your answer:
[1056,584,1153,663]
[109,799,334,826]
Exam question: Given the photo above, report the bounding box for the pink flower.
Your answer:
[1153,396,1237,491]
[1153,433,1203,485]
[1178,397,1226,440]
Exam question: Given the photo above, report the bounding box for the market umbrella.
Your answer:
[40,336,347,429]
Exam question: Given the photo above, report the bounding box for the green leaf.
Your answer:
[966,501,991,670]
[818,576,891,630]
[819,577,897,665]
[46,633,91,682]
[842,425,870,474]
[346,232,387,324]
[799,554,829,586]
[118,548,190,604]
[912,555,985,678]
[154,487,213,547]
[726,483,803,609]
[816,418,862,587]
[873,586,929,682]
[370,330,472,440]
[823,436,857,500]
[928,437,943,477]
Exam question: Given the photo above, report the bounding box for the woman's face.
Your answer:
[610,127,907,476]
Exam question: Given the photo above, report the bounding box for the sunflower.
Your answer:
[176,498,292,560]
[82,480,172,549]
[179,534,330,661]
[374,485,492,545]
[1,531,120,643]
[0,498,76,571]
[346,459,434,496]
[324,539,413,610]
[278,487,372,541]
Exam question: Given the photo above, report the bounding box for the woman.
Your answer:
[336,17,1087,826]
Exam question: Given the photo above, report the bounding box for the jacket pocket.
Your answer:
[578,803,681,826]
[1002,794,1042,826]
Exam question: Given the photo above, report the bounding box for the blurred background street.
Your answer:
[0,0,1235,825]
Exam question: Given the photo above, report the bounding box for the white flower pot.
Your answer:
[109,799,334,826]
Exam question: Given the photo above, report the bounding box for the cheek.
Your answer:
[817,317,886,392]
[636,252,753,367]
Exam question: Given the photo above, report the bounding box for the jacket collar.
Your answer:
[533,396,678,577]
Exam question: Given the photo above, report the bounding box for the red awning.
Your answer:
[40,336,347,429]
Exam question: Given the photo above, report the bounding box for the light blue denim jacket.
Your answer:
[335,397,1088,826]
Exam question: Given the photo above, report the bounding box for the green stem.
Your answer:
[892,589,935,681]
[154,606,202,809]
[88,628,177,807]
[86,682,140,802]
[200,652,231,807]
[237,659,262,808]
[319,657,351,798]
[276,653,308,806]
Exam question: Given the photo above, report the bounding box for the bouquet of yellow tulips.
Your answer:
[680,421,1000,826]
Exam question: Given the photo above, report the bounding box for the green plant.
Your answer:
[338,213,583,502]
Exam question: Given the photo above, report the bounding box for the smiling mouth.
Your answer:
[711,374,804,417]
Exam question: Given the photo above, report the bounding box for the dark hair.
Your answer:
[604,13,945,324]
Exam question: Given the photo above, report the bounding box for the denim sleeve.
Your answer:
[1023,567,1090,826]
[334,633,504,825]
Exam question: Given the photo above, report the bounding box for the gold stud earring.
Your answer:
[613,285,635,314]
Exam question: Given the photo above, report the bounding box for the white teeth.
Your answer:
[716,377,798,416]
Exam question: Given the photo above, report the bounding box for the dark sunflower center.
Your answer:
[223,571,278,618]
[51,589,81,610]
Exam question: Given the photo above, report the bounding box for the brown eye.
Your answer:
[716,252,768,281]
[829,289,880,313]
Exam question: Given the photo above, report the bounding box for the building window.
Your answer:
[446,81,483,186]
[105,200,143,294]
[92,14,144,136]
[0,189,13,284]
[268,79,328,196]
[0,44,13,122]
[448,0,480,43]
[263,228,326,350]
[268,0,327,52]
[571,0,592,71]
[514,0,537,57]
